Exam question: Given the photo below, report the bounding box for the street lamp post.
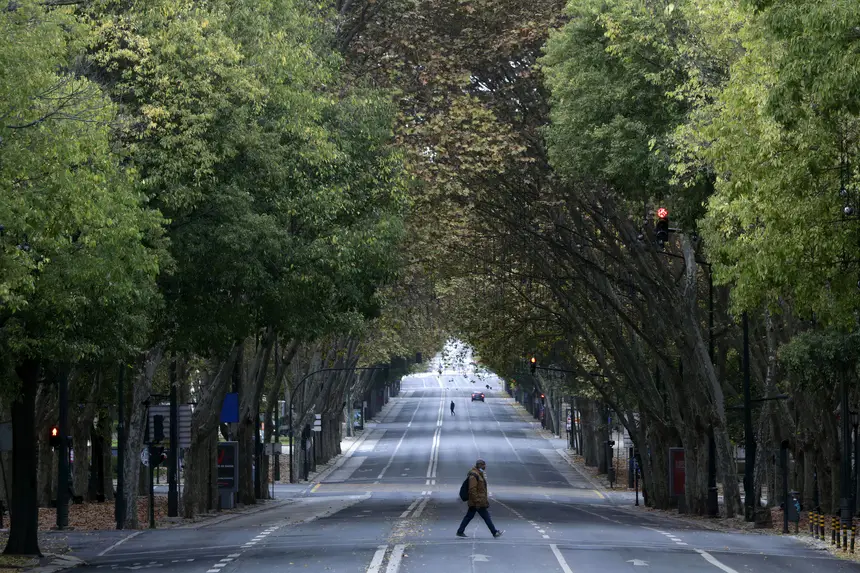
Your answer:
[288,365,388,483]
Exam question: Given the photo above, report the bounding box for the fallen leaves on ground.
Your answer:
[28,496,170,531]
[0,555,39,569]
[0,531,70,558]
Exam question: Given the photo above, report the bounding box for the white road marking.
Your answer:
[696,549,740,573]
[385,544,407,573]
[542,534,550,539]
[567,504,624,524]
[550,544,574,573]
[413,496,431,518]
[378,401,422,479]
[426,397,444,478]
[366,545,388,573]
[96,531,143,556]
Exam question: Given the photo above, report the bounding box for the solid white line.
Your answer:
[550,544,573,573]
[426,429,440,478]
[696,549,739,573]
[413,496,431,518]
[367,545,388,573]
[385,544,407,573]
[96,530,143,556]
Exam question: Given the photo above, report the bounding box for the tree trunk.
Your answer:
[34,385,55,508]
[122,346,164,529]
[182,346,240,518]
[70,373,100,500]
[5,360,42,556]
[238,329,275,505]
[37,442,53,508]
[183,428,217,516]
[100,414,114,501]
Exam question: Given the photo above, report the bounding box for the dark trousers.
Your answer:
[458,506,497,534]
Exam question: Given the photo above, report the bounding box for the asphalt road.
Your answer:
[76,372,859,572]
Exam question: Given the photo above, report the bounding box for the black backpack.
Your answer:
[459,475,470,502]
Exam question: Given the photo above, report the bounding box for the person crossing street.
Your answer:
[457,459,503,538]
[450,400,456,416]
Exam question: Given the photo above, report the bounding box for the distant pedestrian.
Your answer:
[450,401,456,416]
[456,459,503,538]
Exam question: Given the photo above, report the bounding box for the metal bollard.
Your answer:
[810,510,816,535]
[851,522,856,554]
[819,512,824,541]
[833,516,838,545]
[844,520,849,551]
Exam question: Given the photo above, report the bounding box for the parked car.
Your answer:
[471,392,485,402]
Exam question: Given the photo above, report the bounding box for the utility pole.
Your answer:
[743,312,755,522]
[116,364,125,529]
[168,357,178,517]
[57,370,69,529]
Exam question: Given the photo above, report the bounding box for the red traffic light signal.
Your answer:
[655,208,669,243]
[49,426,61,448]
[540,394,545,399]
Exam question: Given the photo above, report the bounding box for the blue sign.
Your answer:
[220,392,239,423]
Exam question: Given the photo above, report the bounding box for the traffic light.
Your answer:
[540,393,545,399]
[49,426,60,449]
[529,357,537,374]
[655,207,669,244]
[153,414,165,443]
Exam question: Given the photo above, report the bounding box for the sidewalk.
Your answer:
[14,393,405,573]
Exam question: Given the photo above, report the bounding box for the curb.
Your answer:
[294,392,404,494]
[555,448,615,504]
[507,397,615,502]
[176,497,297,529]
[24,554,84,573]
